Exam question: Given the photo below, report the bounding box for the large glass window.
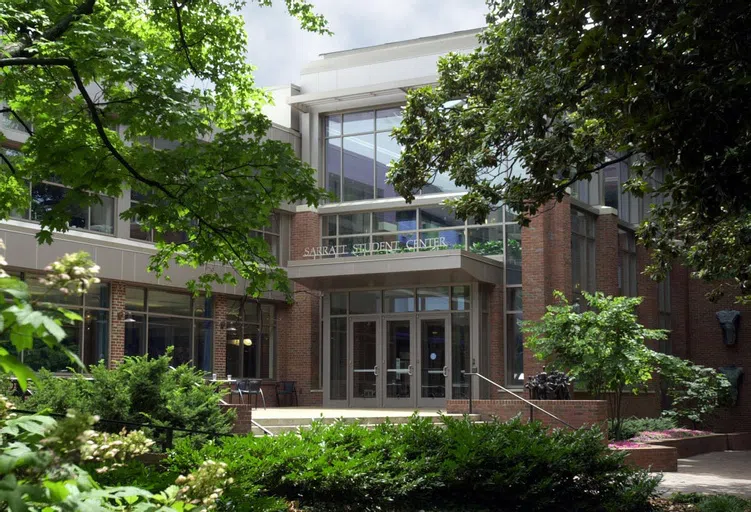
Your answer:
[600,160,642,224]
[250,213,282,262]
[124,287,213,371]
[10,275,110,371]
[11,181,115,235]
[319,206,514,259]
[224,299,276,379]
[618,228,637,297]
[324,108,467,202]
[571,209,596,306]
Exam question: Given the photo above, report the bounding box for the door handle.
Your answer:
[407,364,414,376]
[373,365,378,377]
[442,366,449,377]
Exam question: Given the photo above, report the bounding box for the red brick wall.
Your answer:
[620,445,678,472]
[681,277,751,432]
[488,284,505,388]
[446,399,608,434]
[522,198,572,381]
[212,294,228,378]
[109,282,126,367]
[595,211,619,296]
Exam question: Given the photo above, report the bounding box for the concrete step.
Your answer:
[247,413,482,436]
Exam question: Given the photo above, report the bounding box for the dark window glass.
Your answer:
[25,323,81,372]
[124,314,146,356]
[420,207,463,230]
[384,288,415,313]
[148,316,192,365]
[451,286,471,311]
[468,226,504,256]
[83,310,109,366]
[417,287,450,311]
[330,292,348,315]
[85,283,110,308]
[506,224,522,285]
[194,320,213,372]
[376,133,400,198]
[125,287,146,311]
[373,209,416,233]
[342,134,375,201]
[147,290,191,316]
[506,288,523,312]
[339,213,370,235]
[349,291,382,314]
[506,313,524,385]
[325,138,342,201]
[329,317,347,400]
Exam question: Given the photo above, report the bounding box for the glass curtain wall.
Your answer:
[4,274,110,371]
[618,228,637,296]
[324,108,466,202]
[320,206,516,259]
[123,287,213,371]
[224,299,276,380]
[327,286,472,401]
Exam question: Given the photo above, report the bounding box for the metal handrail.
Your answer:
[250,419,274,436]
[462,371,575,430]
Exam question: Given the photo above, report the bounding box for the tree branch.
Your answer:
[2,0,97,58]
[0,153,18,175]
[171,0,200,76]
[0,108,33,136]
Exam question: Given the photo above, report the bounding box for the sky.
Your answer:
[241,0,488,86]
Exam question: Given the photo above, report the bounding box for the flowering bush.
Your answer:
[608,441,649,449]
[631,429,712,443]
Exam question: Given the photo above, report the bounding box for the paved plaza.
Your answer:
[656,451,751,497]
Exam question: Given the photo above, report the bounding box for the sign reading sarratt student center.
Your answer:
[303,237,449,258]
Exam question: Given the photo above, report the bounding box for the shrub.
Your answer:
[167,415,659,512]
[23,352,235,447]
[609,417,678,441]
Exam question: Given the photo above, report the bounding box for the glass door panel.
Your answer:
[418,317,449,407]
[350,319,379,406]
[384,318,414,407]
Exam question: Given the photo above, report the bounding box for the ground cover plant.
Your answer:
[653,493,751,512]
[163,415,660,512]
[610,417,680,441]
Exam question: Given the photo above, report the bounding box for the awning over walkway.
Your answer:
[286,250,504,290]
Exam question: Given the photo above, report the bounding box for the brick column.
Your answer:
[488,284,505,387]
[109,281,126,367]
[595,210,619,296]
[212,294,228,378]
[522,197,573,382]
[275,210,322,406]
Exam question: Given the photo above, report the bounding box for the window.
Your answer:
[129,190,187,243]
[324,108,466,202]
[658,275,671,353]
[571,209,596,305]
[124,287,213,371]
[618,228,637,296]
[7,275,110,371]
[224,299,276,379]
[250,213,281,262]
[11,180,115,235]
[319,206,515,258]
[601,160,642,224]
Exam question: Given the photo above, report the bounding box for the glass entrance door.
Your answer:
[349,319,379,407]
[383,318,414,407]
[418,316,450,407]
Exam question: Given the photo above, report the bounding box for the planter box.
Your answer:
[619,445,678,472]
[644,434,728,458]
[727,432,751,451]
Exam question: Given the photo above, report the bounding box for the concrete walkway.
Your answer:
[656,451,751,497]
[251,407,442,420]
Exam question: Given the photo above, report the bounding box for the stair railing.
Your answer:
[461,370,574,430]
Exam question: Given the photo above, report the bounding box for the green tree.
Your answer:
[0,0,330,297]
[390,0,751,301]
[523,291,666,439]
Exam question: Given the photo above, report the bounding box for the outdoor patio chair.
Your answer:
[232,378,266,409]
[276,380,298,407]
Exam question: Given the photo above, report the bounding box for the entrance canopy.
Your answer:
[287,250,503,290]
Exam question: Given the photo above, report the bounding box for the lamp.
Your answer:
[243,338,253,346]
[118,311,137,323]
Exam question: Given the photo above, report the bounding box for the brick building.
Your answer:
[1,29,748,429]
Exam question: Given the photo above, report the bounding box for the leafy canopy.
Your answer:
[0,0,330,297]
[390,0,751,301]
